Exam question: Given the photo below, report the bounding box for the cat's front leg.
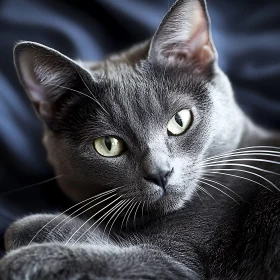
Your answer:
[0,243,201,280]
[5,213,104,251]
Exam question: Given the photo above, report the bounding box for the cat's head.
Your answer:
[14,0,244,214]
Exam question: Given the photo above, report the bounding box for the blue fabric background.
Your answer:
[0,0,280,256]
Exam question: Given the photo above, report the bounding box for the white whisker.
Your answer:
[99,199,128,241]
[194,190,203,203]
[105,200,131,243]
[201,163,279,177]
[203,151,280,164]
[204,171,272,193]
[200,158,280,169]
[58,193,119,231]
[47,188,121,238]
[133,201,142,230]
[204,146,280,162]
[203,168,278,192]
[196,184,215,201]
[125,201,138,232]
[120,199,135,232]
[198,179,239,204]
[200,177,243,201]
[81,199,126,245]
[65,195,122,246]
[141,201,145,222]
[0,174,63,196]
[28,186,122,245]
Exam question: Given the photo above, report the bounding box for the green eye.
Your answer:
[94,136,125,157]
[167,109,192,136]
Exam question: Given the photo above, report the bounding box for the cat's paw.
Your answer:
[4,214,73,251]
[0,242,200,280]
[0,243,123,280]
[4,213,105,251]
[4,214,57,251]
[0,243,92,280]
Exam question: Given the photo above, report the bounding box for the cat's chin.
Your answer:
[147,187,194,215]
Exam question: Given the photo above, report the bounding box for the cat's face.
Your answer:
[14,0,244,214]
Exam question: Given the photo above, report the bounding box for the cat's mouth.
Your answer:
[145,184,189,213]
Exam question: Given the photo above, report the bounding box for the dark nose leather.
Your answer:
[144,169,171,189]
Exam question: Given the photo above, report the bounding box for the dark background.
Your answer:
[0,0,280,256]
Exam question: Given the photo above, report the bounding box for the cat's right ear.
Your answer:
[148,0,217,72]
[14,41,92,124]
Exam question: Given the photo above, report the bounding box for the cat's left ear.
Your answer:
[149,0,216,71]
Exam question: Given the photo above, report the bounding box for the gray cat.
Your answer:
[1,0,280,279]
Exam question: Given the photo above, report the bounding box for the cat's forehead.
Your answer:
[91,65,182,118]
[90,63,160,108]
[81,62,209,141]
[89,66,167,135]
[89,60,207,101]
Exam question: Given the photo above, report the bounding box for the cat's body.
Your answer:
[3,163,280,279]
[1,0,280,279]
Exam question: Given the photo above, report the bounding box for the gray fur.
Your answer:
[1,0,280,279]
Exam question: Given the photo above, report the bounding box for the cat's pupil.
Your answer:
[175,114,183,127]
[104,137,112,151]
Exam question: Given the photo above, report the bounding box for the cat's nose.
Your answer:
[144,169,172,189]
